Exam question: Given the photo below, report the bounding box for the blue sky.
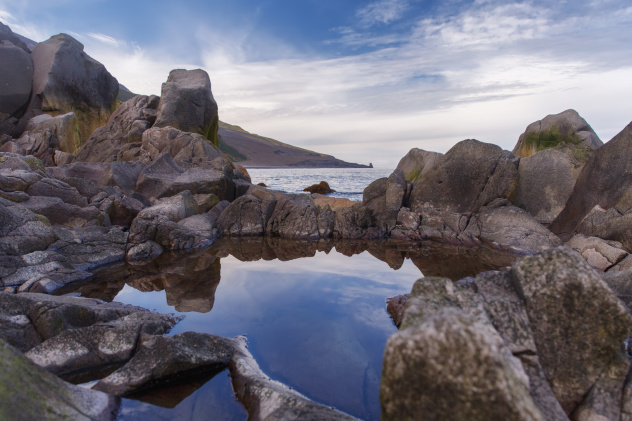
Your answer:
[2,0,632,168]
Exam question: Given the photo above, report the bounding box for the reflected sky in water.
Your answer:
[72,238,516,420]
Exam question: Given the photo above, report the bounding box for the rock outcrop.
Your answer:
[394,147,442,182]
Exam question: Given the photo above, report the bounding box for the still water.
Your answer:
[67,238,517,420]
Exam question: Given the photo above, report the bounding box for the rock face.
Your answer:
[154,69,219,147]
[139,126,222,167]
[0,22,30,53]
[0,338,120,421]
[16,113,80,165]
[409,139,518,214]
[75,94,160,163]
[30,34,118,146]
[0,40,33,118]
[395,148,443,182]
[513,148,577,224]
[512,109,602,159]
[511,247,632,414]
[363,169,406,232]
[551,120,632,236]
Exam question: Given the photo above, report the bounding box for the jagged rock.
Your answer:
[602,270,632,309]
[154,69,219,146]
[333,203,379,239]
[125,240,164,261]
[588,213,632,253]
[363,169,406,232]
[26,311,176,383]
[30,34,118,146]
[463,199,561,253]
[135,152,185,199]
[140,126,222,168]
[514,148,577,224]
[26,176,88,207]
[266,194,323,240]
[512,110,602,159]
[0,40,33,119]
[0,199,57,256]
[381,307,543,421]
[0,338,120,421]
[218,194,276,236]
[551,120,632,236]
[510,247,632,414]
[46,161,111,189]
[303,181,335,194]
[98,160,147,192]
[75,94,160,163]
[395,148,443,182]
[566,234,628,271]
[49,225,128,271]
[409,139,518,214]
[616,186,632,215]
[94,332,235,396]
[385,294,409,327]
[17,113,81,166]
[20,196,105,227]
[229,336,357,420]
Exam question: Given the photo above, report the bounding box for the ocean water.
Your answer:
[246,168,394,201]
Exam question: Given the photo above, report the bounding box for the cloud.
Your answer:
[357,0,410,27]
[86,32,123,47]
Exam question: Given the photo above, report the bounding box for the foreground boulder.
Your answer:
[0,338,120,421]
[154,69,219,146]
[30,34,118,146]
[512,109,602,159]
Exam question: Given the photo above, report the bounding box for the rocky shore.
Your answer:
[2,23,632,420]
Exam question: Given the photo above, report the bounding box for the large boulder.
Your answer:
[381,307,544,421]
[363,169,406,232]
[0,199,57,256]
[74,94,160,163]
[154,69,219,146]
[266,194,328,240]
[513,148,577,224]
[550,121,632,236]
[0,40,33,119]
[394,148,443,182]
[510,247,632,414]
[0,338,120,421]
[218,194,276,236]
[0,22,30,53]
[30,34,118,147]
[409,139,518,214]
[512,110,602,159]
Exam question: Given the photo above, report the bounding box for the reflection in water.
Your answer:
[64,238,517,420]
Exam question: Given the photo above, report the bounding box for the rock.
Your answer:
[463,199,561,253]
[385,294,409,327]
[589,213,632,253]
[312,193,354,210]
[48,225,128,271]
[551,120,632,236]
[17,113,81,166]
[26,176,88,207]
[74,94,160,163]
[303,181,335,194]
[513,148,577,224]
[363,169,406,232]
[0,22,31,53]
[266,194,324,240]
[154,69,219,146]
[512,110,602,159]
[93,332,236,396]
[46,161,111,187]
[218,194,276,236]
[510,247,632,414]
[611,255,632,272]
[235,165,251,182]
[616,186,632,215]
[602,270,632,309]
[126,240,164,261]
[135,152,185,199]
[395,148,443,182]
[0,40,33,118]
[381,307,544,421]
[98,160,147,192]
[409,139,518,213]
[30,34,118,146]
[566,234,628,271]
[333,203,380,239]
[140,126,222,168]
[229,336,357,420]
[25,311,176,383]
[20,196,105,227]
[0,199,58,256]
[0,338,120,421]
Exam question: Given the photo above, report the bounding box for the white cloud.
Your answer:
[357,0,409,27]
[86,32,123,46]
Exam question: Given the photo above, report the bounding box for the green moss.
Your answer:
[523,127,582,152]
[405,167,422,183]
[22,156,46,173]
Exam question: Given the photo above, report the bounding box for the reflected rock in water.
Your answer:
[212,236,334,262]
[67,249,221,313]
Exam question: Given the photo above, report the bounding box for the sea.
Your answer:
[246,167,394,201]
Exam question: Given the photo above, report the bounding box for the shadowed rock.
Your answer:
[0,40,33,120]
[395,148,442,182]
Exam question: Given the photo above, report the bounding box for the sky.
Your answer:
[1,0,632,168]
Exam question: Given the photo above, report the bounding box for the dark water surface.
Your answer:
[67,238,517,420]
